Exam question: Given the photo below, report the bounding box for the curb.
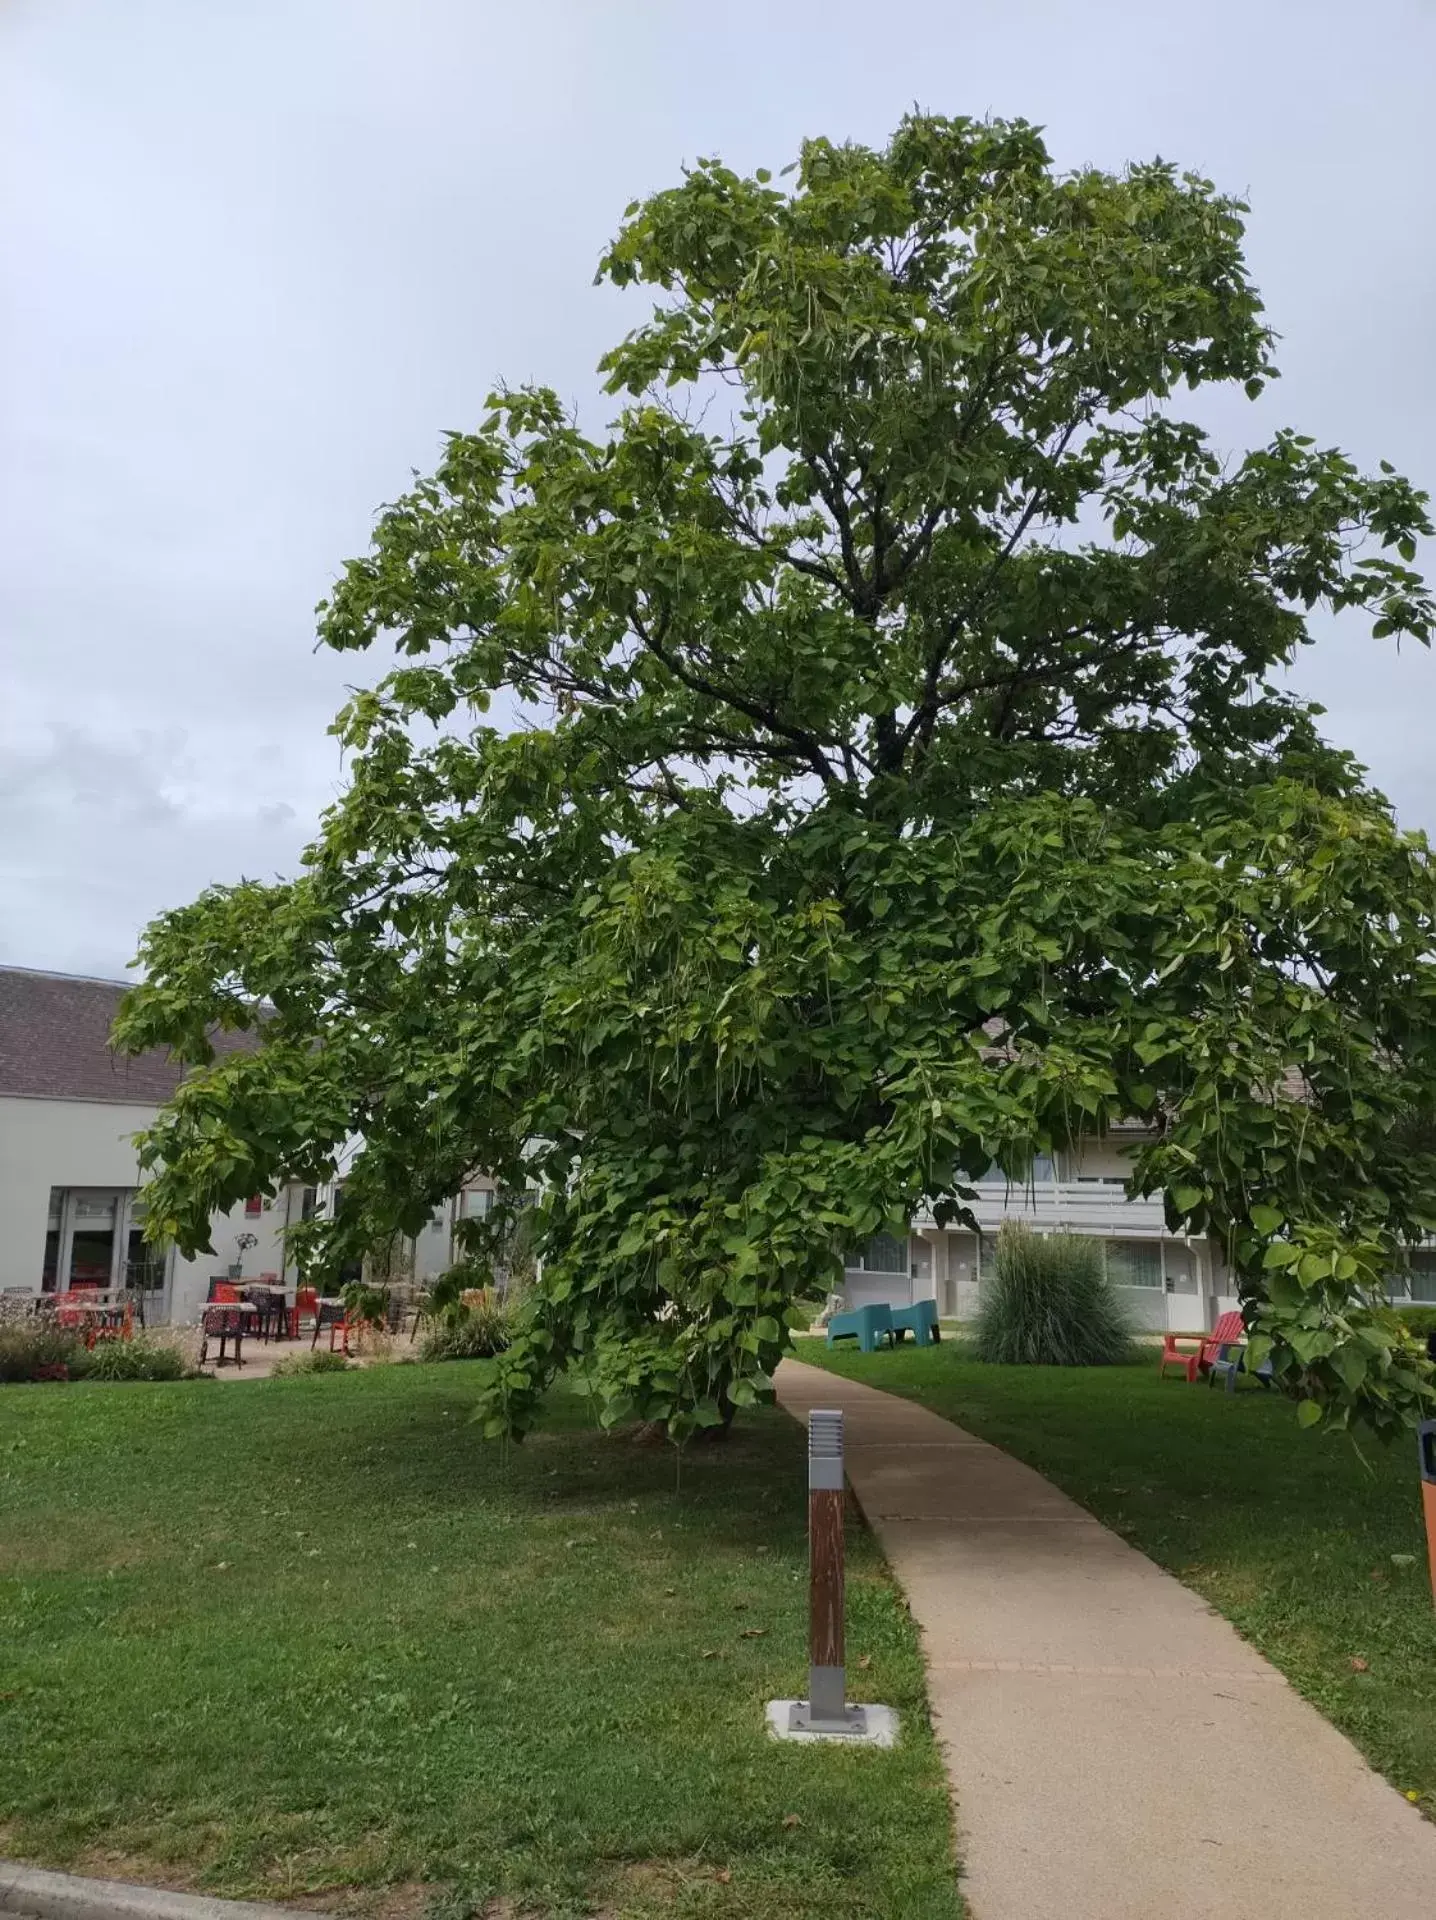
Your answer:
[0,1865,304,1920]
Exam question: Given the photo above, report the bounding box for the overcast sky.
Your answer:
[3,0,1434,981]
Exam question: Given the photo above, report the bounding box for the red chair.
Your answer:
[294,1286,318,1339]
[213,1282,240,1304]
[1159,1309,1245,1383]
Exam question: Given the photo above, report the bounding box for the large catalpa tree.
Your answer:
[119,115,1436,1439]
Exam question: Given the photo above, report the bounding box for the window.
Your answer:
[974,1156,1056,1184]
[847,1233,910,1275]
[1106,1241,1162,1289]
[461,1188,498,1220]
[300,1187,320,1221]
[1388,1253,1436,1303]
[69,1192,119,1289]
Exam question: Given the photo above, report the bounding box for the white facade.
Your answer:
[843,1139,1240,1334]
[0,1092,294,1323]
[0,1093,502,1325]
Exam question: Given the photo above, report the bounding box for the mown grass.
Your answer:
[0,1365,959,1919]
[806,1338,1436,1810]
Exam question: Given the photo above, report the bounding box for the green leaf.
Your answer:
[1296,1398,1324,1429]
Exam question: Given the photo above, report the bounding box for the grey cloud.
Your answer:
[2,0,1433,979]
[0,725,186,827]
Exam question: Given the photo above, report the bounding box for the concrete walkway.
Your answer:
[777,1357,1436,1920]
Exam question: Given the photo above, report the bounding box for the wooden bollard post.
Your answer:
[1419,1420,1436,1607]
[765,1405,896,1744]
[807,1408,848,1726]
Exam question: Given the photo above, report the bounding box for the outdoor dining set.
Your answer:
[198,1278,350,1367]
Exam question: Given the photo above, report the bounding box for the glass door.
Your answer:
[65,1191,122,1290]
[123,1194,169,1323]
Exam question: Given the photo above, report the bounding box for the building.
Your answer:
[15,964,1419,1336]
[0,966,490,1322]
[843,1131,1243,1333]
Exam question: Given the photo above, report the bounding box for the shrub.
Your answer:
[974,1223,1133,1367]
[0,1321,84,1383]
[1398,1305,1436,1339]
[70,1338,188,1383]
[270,1348,352,1377]
[420,1298,511,1361]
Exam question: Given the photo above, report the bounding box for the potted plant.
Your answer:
[229,1231,259,1280]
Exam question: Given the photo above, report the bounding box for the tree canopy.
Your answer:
[117,114,1436,1439]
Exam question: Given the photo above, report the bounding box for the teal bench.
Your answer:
[891,1300,940,1346]
[826,1303,894,1352]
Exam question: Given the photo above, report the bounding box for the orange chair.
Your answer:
[1159,1309,1245,1383]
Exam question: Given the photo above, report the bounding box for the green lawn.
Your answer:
[805,1338,1436,1810]
[0,1365,959,1920]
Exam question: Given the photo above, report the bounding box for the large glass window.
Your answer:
[1106,1240,1162,1289]
[68,1192,119,1289]
[847,1233,910,1274]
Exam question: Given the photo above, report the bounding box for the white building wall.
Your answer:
[0,1095,154,1291]
[0,1093,292,1322]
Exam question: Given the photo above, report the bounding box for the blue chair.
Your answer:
[1207,1339,1274,1394]
[891,1299,940,1346]
[826,1303,894,1353]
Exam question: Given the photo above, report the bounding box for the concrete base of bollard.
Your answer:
[764,1698,899,1746]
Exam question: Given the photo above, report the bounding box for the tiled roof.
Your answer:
[0,966,252,1106]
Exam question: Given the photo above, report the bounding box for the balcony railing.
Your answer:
[914,1179,1173,1238]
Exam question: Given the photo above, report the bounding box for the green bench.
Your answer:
[891,1299,940,1345]
[825,1303,894,1352]
[825,1300,940,1352]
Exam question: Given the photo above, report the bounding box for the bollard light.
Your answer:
[799,1408,860,1732]
[765,1404,899,1745]
[1418,1420,1436,1608]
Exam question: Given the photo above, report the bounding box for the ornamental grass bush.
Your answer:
[73,1337,189,1382]
[419,1296,511,1361]
[0,1323,191,1384]
[0,1320,83,1383]
[974,1222,1134,1367]
[270,1348,353,1377]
